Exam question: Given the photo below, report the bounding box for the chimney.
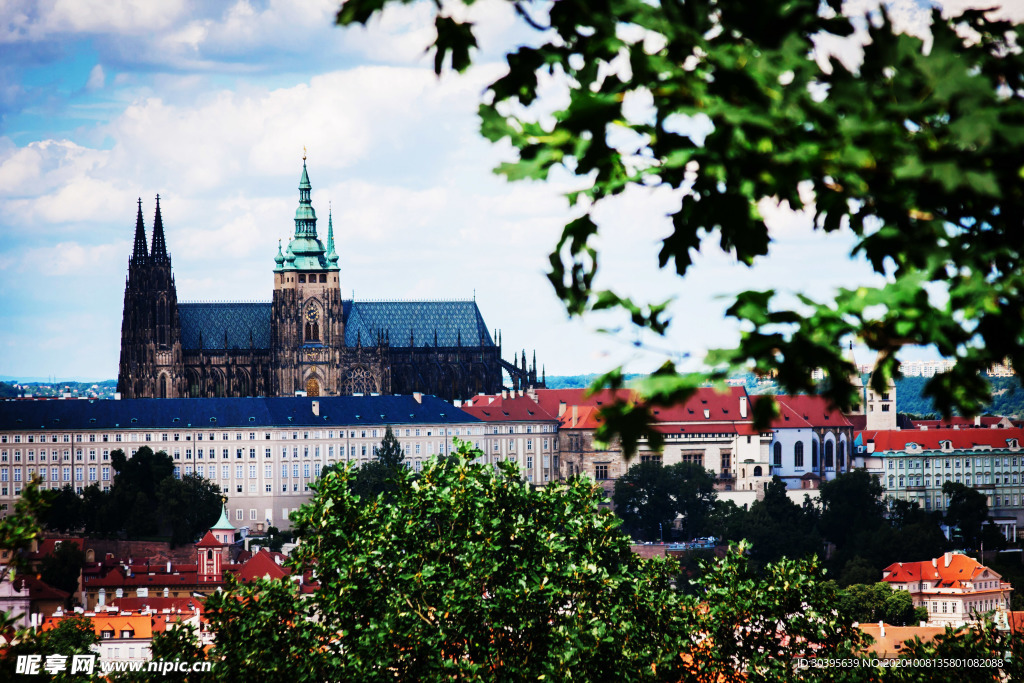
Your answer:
[703,409,711,419]
[453,399,462,408]
[975,415,981,427]
[502,390,508,400]
[944,552,952,567]
[166,560,171,573]
[572,405,578,427]
[932,557,938,568]
[413,392,422,404]
[879,621,885,639]
[739,396,748,419]
[312,400,320,416]
[558,401,567,417]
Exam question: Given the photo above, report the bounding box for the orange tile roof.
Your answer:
[858,623,947,658]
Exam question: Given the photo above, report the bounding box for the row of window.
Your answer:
[888,455,1023,470]
[0,424,555,445]
[771,441,847,470]
[888,473,1022,488]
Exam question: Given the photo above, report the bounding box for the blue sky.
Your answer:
[0,0,1017,382]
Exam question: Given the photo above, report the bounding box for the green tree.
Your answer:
[819,470,886,549]
[156,473,223,546]
[39,540,86,603]
[2,614,99,683]
[612,460,717,541]
[149,445,882,682]
[375,425,404,468]
[40,485,83,534]
[337,0,1024,451]
[724,477,821,567]
[942,481,990,550]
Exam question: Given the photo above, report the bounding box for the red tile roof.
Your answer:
[863,428,1024,452]
[913,416,1007,429]
[195,531,224,549]
[234,549,290,583]
[772,395,853,429]
[14,575,69,602]
[882,553,1003,590]
[460,395,558,422]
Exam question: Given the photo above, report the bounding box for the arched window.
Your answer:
[773,442,782,467]
[754,466,762,477]
[824,441,834,469]
[794,442,804,468]
[838,442,845,469]
[159,374,168,399]
[812,439,819,468]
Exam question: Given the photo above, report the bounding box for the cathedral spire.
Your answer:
[131,198,148,264]
[293,155,317,238]
[326,203,339,265]
[151,194,168,264]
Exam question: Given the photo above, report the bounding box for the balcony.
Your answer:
[717,472,735,481]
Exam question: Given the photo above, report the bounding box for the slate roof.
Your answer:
[0,395,480,431]
[344,300,494,348]
[178,302,272,350]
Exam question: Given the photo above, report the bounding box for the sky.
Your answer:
[0,0,1020,383]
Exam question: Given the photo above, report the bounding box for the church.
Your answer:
[117,158,541,401]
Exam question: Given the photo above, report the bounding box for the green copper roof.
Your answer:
[326,208,339,265]
[211,502,234,531]
[278,157,338,272]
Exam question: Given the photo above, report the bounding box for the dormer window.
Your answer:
[1009,439,1019,448]
[940,440,953,450]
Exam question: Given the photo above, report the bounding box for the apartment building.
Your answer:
[883,552,1012,626]
[0,395,483,531]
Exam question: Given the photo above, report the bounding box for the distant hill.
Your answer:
[542,374,647,389]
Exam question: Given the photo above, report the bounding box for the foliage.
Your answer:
[256,525,293,553]
[612,460,717,541]
[720,477,821,568]
[690,546,868,682]
[1,614,98,682]
[39,486,83,534]
[337,0,1024,456]
[156,473,224,547]
[835,582,924,627]
[51,447,221,545]
[374,425,404,469]
[819,469,886,549]
[157,442,700,681]
[942,481,991,550]
[39,540,86,602]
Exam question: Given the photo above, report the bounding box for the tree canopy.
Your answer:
[612,460,717,541]
[39,447,222,545]
[337,0,1024,448]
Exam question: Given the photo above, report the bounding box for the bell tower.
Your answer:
[270,154,344,396]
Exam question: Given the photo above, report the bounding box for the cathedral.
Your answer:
[117,158,542,401]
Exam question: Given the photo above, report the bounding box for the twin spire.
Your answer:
[131,195,169,266]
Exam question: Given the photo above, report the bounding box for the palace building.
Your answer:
[117,158,541,401]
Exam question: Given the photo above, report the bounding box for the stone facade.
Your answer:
[117,160,538,402]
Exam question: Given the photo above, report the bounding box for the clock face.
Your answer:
[306,305,319,323]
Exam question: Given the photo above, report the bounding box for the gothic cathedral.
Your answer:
[117,159,542,401]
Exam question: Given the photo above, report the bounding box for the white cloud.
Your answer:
[85,64,105,91]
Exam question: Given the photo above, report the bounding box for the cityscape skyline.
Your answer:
[3,0,1021,383]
